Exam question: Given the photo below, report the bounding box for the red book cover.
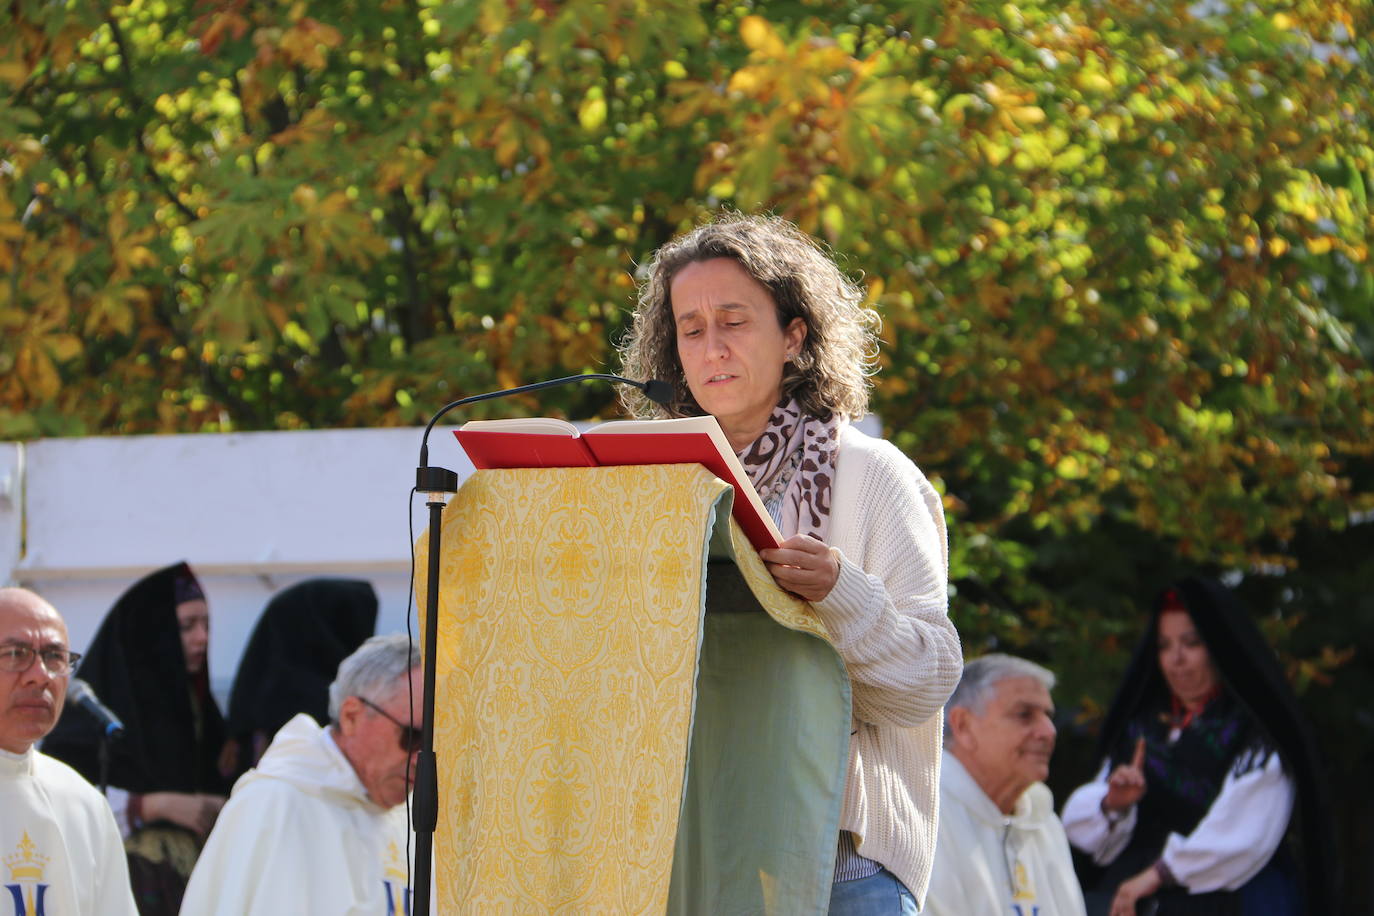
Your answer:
[451,415,783,552]
[452,429,597,469]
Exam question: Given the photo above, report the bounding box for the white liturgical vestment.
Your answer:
[0,746,137,916]
[179,714,392,915]
[925,752,1087,916]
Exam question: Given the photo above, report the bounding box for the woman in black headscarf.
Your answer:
[226,577,377,771]
[1062,576,1334,915]
[43,561,233,916]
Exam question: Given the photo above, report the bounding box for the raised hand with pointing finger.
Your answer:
[1103,736,1147,817]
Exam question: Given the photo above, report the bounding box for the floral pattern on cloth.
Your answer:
[737,397,842,542]
[417,464,838,912]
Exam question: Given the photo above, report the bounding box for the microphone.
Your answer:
[67,678,125,738]
[416,373,673,490]
[640,378,674,407]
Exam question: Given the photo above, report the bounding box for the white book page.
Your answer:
[586,416,746,477]
[458,417,580,436]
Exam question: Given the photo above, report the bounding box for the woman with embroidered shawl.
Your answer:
[1062,576,1334,916]
[43,562,233,916]
[620,212,962,913]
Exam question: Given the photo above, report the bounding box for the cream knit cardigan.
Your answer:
[811,424,963,907]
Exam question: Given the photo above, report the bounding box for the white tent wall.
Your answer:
[0,426,479,710]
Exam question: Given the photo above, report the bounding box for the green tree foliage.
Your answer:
[5,0,1373,889]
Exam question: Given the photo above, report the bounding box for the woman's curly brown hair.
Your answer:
[618,212,880,422]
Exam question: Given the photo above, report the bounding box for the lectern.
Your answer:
[415,463,852,914]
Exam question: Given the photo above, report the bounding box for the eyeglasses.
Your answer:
[356,696,422,753]
[0,644,82,676]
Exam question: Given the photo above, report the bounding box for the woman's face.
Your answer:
[670,258,806,450]
[176,599,210,674]
[1157,609,1217,708]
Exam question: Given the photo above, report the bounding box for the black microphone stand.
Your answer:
[411,373,669,915]
[71,680,124,793]
[98,732,111,794]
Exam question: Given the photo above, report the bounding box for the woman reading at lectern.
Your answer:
[619,212,962,914]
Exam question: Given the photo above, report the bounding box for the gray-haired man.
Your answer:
[180,634,421,915]
[925,653,1086,916]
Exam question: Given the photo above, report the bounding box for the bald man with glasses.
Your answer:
[181,633,423,915]
[0,587,138,915]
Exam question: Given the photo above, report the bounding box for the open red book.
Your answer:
[454,415,783,552]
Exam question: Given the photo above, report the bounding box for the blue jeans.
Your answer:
[828,868,919,915]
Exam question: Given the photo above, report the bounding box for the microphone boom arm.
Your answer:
[417,372,665,477]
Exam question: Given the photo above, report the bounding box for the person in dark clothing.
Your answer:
[43,562,233,916]
[226,577,378,771]
[1062,576,1334,915]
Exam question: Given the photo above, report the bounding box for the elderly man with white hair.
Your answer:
[180,633,422,915]
[924,653,1086,916]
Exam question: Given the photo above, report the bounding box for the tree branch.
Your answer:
[388,188,428,346]
[105,13,200,223]
[229,72,261,178]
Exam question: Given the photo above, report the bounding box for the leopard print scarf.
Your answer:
[737,398,841,542]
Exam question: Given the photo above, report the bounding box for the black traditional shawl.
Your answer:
[1087,576,1334,914]
[43,562,231,796]
[226,577,377,762]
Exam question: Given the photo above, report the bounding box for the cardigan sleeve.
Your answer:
[812,436,962,728]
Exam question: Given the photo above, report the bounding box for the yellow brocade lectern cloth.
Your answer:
[414,464,834,914]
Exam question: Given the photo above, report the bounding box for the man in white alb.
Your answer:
[925,654,1086,916]
[180,634,422,915]
[0,587,137,916]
